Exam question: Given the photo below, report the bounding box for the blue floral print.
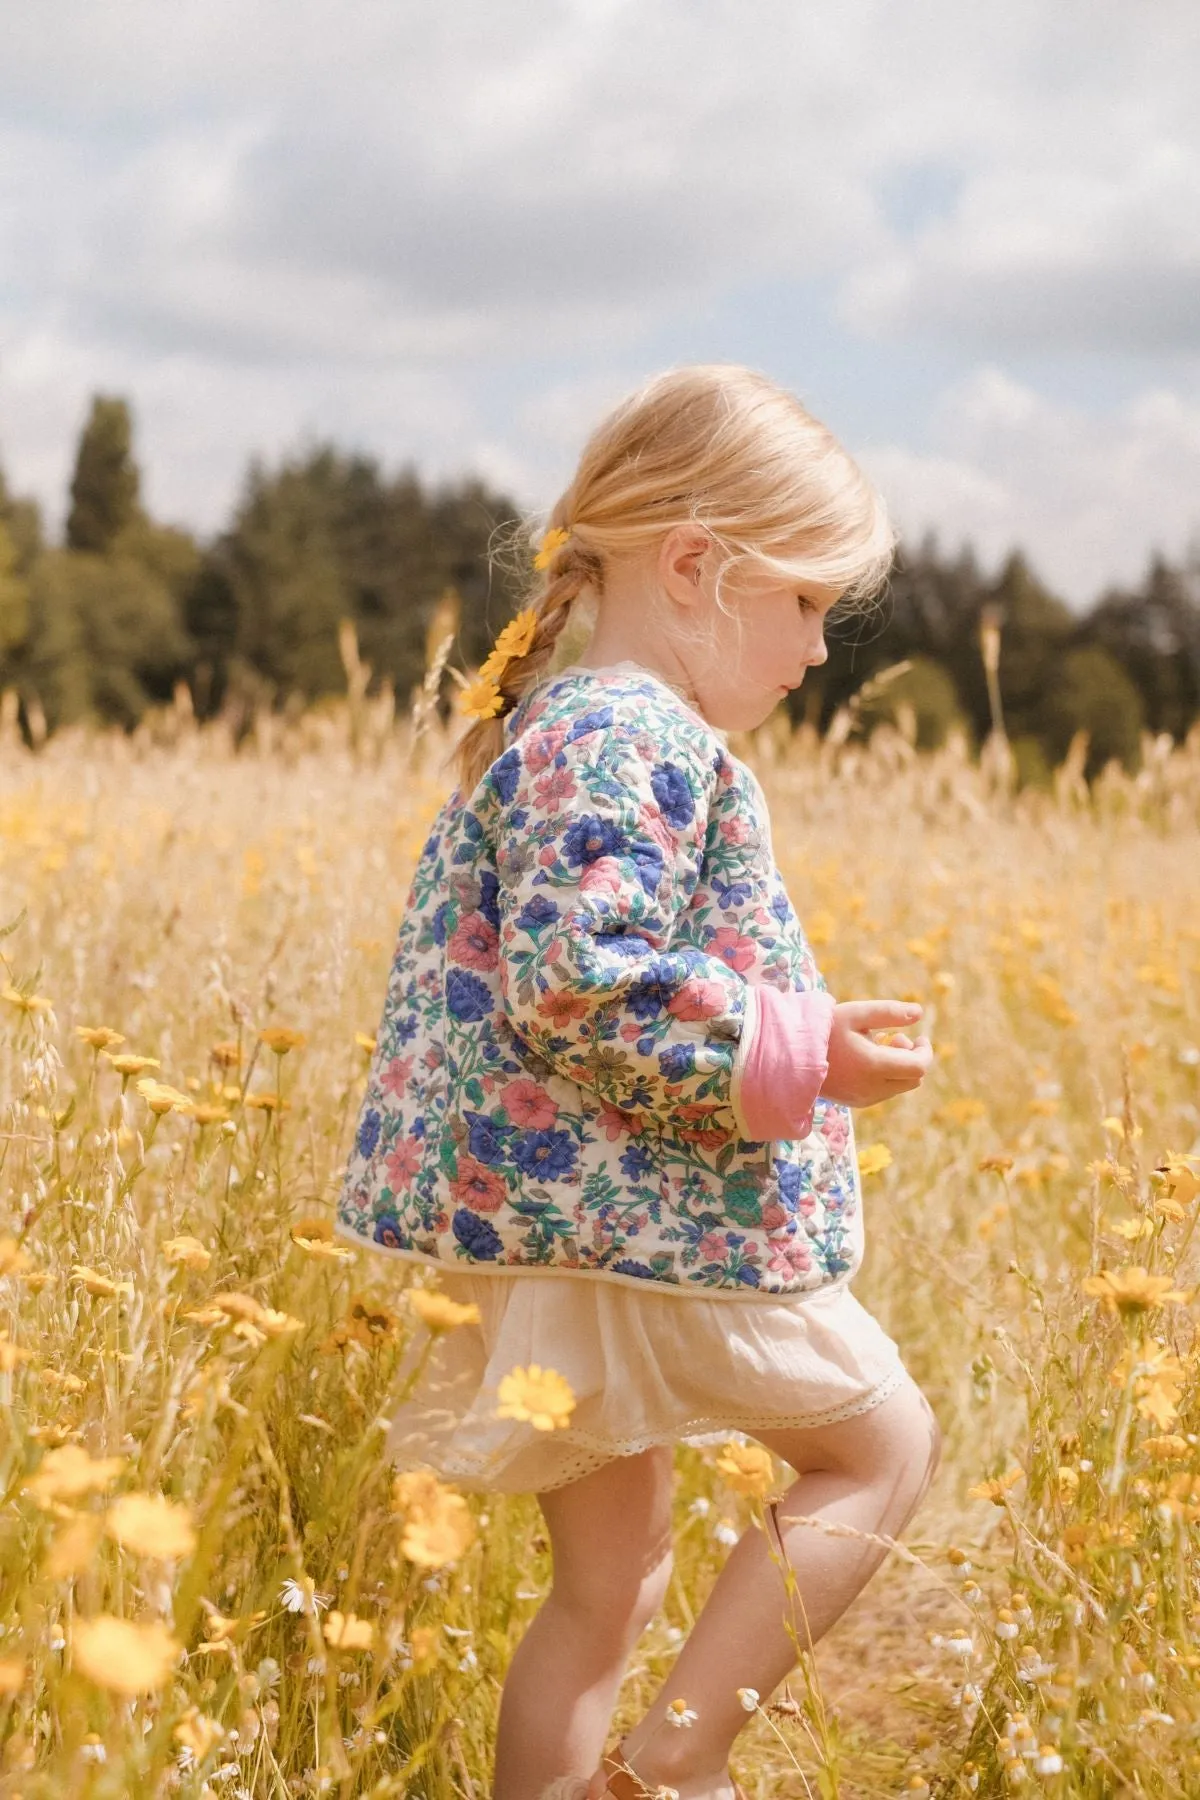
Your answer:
[337,666,864,1299]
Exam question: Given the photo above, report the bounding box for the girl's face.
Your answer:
[668,541,840,733]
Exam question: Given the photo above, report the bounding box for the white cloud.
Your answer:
[0,0,1198,595]
[863,369,1200,603]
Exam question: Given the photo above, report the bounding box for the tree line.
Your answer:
[1,393,1197,782]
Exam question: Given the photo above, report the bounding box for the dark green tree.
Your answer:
[65,395,141,553]
[0,463,44,575]
[191,447,526,717]
[1085,554,1200,741]
[23,550,194,731]
[1034,644,1145,777]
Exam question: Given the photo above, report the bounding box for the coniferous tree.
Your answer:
[65,396,141,553]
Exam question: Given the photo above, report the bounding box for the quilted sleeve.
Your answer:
[487,714,758,1137]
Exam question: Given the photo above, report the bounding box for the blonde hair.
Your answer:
[450,362,895,795]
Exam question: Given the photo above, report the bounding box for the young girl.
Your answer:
[337,364,941,1800]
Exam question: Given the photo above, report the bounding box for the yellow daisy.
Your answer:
[492,607,538,661]
[533,526,570,569]
[458,674,505,720]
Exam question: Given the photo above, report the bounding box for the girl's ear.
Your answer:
[659,525,712,605]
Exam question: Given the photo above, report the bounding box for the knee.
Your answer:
[552,1543,674,1640]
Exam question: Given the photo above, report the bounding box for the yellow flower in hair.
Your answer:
[458,673,505,721]
[491,607,538,662]
[455,673,503,720]
[534,525,570,569]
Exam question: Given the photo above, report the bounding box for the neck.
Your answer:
[575,596,698,703]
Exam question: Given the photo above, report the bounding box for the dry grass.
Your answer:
[1,674,1200,1798]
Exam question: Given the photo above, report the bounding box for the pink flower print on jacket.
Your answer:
[338,665,865,1300]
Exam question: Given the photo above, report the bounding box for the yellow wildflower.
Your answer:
[408,1287,482,1333]
[1159,1472,1200,1522]
[24,1444,127,1504]
[0,1236,32,1277]
[105,1492,198,1561]
[0,1658,26,1695]
[289,1214,355,1261]
[196,1602,267,1645]
[966,1466,1024,1504]
[407,1624,440,1671]
[1055,1465,1080,1500]
[392,1469,447,1515]
[457,672,505,721]
[1153,1155,1200,1219]
[70,1264,134,1299]
[495,1363,576,1431]
[935,1098,987,1126]
[210,1041,243,1069]
[188,1102,231,1126]
[75,1026,124,1050]
[103,1052,161,1076]
[135,1078,194,1115]
[162,1235,212,1271]
[72,1616,182,1694]
[2,985,53,1013]
[1111,1338,1187,1429]
[1109,1215,1154,1242]
[0,1334,32,1372]
[320,1291,401,1354]
[43,1515,105,1580]
[205,1292,305,1338]
[174,1708,225,1759]
[491,606,538,660]
[400,1493,477,1568]
[1139,1434,1192,1461]
[857,1143,893,1177]
[533,526,570,569]
[715,1440,776,1497]
[245,1091,288,1111]
[355,1032,377,1053]
[39,1368,86,1394]
[323,1610,376,1650]
[259,1027,307,1054]
[1082,1267,1191,1316]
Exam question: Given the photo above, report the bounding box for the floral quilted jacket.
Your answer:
[337,662,865,1300]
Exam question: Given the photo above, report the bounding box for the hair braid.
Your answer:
[448,538,604,796]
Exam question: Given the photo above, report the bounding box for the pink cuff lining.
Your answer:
[732,986,837,1143]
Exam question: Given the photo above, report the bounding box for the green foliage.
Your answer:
[1035,644,1145,777]
[23,550,195,730]
[856,653,971,751]
[191,447,527,715]
[65,395,141,554]
[0,522,30,661]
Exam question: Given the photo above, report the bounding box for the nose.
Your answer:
[807,633,829,669]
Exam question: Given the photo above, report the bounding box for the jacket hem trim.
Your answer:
[333,1213,855,1305]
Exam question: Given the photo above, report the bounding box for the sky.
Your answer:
[1,0,1198,607]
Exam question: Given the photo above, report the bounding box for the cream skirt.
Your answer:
[382,1269,910,1495]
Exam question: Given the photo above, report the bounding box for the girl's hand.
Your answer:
[820,1000,933,1109]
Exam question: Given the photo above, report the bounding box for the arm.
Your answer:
[489,720,756,1137]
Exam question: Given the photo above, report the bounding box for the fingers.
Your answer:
[869,1039,932,1075]
[838,999,924,1032]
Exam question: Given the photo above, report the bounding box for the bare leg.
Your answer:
[608,1377,942,1800]
[493,1445,676,1800]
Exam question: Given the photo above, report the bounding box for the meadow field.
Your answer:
[2,665,1200,1799]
